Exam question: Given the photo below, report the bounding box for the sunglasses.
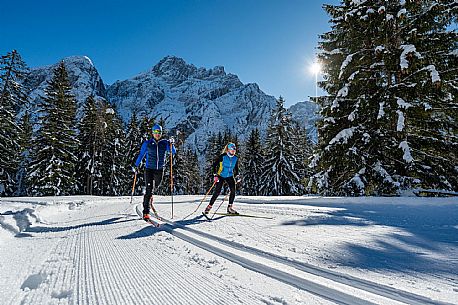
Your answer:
[152,130,162,134]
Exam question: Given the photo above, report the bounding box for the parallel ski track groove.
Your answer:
[93,227,126,305]
[162,216,451,305]
[106,227,150,305]
[135,216,263,304]
[161,223,376,305]
[238,206,455,305]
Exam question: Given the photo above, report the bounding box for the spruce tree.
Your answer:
[16,111,33,195]
[77,95,104,195]
[291,123,314,190]
[204,132,224,191]
[125,112,143,195]
[259,97,303,196]
[185,149,202,194]
[309,0,457,195]
[27,61,78,196]
[100,105,127,196]
[241,128,264,195]
[0,50,29,196]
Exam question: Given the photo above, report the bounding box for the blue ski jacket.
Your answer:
[135,139,176,170]
[213,153,239,178]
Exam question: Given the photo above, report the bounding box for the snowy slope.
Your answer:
[106,56,277,153]
[289,101,320,143]
[1,196,457,305]
[22,55,279,154]
[23,56,107,119]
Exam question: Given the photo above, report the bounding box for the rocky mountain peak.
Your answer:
[62,55,94,67]
[151,56,197,81]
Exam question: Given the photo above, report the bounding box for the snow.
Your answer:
[397,8,406,18]
[339,55,353,79]
[400,45,422,70]
[323,49,342,55]
[350,0,367,6]
[1,195,457,305]
[375,46,385,54]
[396,110,405,132]
[424,65,441,83]
[348,169,365,193]
[331,99,340,110]
[377,102,385,119]
[348,71,359,81]
[374,161,398,186]
[328,127,356,146]
[399,141,413,163]
[396,97,412,109]
[337,85,349,98]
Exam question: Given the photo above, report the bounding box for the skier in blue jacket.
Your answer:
[204,142,240,215]
[134,124,176,220]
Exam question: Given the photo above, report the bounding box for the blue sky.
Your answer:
[1,0,338,107]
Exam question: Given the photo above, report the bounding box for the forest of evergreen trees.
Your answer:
[0,1,456,197]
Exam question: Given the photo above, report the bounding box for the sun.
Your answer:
[310,62,321,74]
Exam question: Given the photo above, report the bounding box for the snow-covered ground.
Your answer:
[0,195,457,305]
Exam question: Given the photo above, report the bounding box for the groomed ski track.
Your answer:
[159,215,452,305]
[1,196,456,305]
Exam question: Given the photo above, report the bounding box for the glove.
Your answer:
[213,175,219,183]
[132,166,138,174]
[169,137,175,144]
[235,175,241,183]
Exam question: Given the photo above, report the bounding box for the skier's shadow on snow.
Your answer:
[25,217,136,234]
[279,200,458,274]
[117,215,224,240]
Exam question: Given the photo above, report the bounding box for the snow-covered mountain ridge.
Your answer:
[23,55,317,153]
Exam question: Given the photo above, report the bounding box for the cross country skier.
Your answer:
[134,124,176,220]
[204,142,240,215]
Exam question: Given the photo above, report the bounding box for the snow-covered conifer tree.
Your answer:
[77,95,104,195]
[100,105,127,196]
[309,0,457,195]
[241,128,264,195]
[0,50,29,196]
[27,61,78,195]
[260,97,303,195]
[16,111,33,195]
[125,112,142,195]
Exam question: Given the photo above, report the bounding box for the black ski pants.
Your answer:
[208,176,236,207]
[142,168,163,214]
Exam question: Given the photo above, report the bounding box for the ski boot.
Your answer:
[202,204,213,219]
[227,205,238,215]
[143,213,150,221]
[203,204,212,215]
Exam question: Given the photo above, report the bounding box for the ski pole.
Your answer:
[182,180,217,220]
[170,141,174,219]
[130,172,137,204]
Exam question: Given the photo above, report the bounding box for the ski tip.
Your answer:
[201,212,211,220]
